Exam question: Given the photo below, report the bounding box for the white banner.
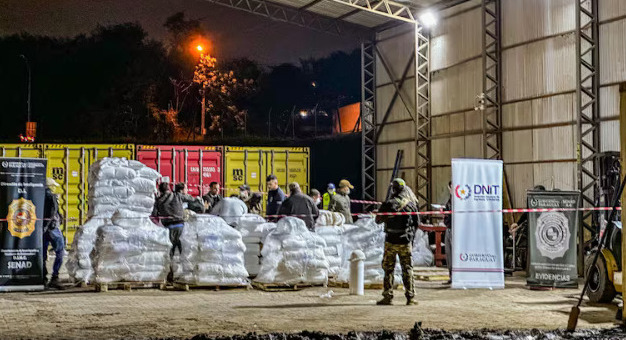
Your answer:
[451,158,504,289]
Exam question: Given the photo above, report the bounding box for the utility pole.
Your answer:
[200,86,206,136]
[19,55,31,123]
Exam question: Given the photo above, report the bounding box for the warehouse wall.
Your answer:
[374,0,626,208]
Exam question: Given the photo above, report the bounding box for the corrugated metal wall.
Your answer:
[375,24,417,202]
[374,0,626,208]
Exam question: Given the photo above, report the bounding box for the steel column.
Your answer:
[361,42,377,202]
[415,23,431,211]
[576,0,600,260]
[481,0,502,160]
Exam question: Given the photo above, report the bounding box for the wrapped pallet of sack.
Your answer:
[178,214,249,285]
[67,157,162,283]
[314,226,343,277]
[336,215,402,285]
[255,217,329,286]
[412,228,434,267]
[66,218,106,283]
[315,210,345,227]
[94,209,171,283]
[237,214,271,276]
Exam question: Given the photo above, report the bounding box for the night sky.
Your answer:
[0,0,363,65]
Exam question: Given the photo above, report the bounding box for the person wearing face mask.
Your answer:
[328,179,353,224]
[322,183,335,210]
[309,189,322,209]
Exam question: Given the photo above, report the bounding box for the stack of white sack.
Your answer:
[315,210,345,227]
[336,215,401,285]
[66,157,161,283]
[314,226,343,277]
[87,157,160,218]
[237,214,274,276]
[66,218,106,283]
[255,217,329,285]
[178,214,249,285]
[94,209,171,283]
[412,229,434,266]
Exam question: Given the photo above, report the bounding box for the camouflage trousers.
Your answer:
[382,242,415,299]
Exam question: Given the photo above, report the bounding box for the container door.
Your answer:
[42,145,89,247]
[224,147,263,199]
[136,145,176,185]
[183,146,222,197]
[267,148,310,195]
[0,144,44,158]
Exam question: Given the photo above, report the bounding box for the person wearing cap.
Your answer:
[328,179,353,224]
[322,183,335,210]
[43,178,65,289]
[375,178,419,306]
[309,189,322,209]
[239,184,262,215]
[266,175,286,219]
[278,182,319,230]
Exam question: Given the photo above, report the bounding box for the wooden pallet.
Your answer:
[95,281,166,292]
[327,281,403,290]
[252,281,326,292]
[172,282,252,291]
[414,272,450,281]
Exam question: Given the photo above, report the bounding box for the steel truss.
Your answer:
[203,0,367,36]
[331,0,416,23]
[481,0,502,160]
[576,0,600,239]
[415,23,431,210]
[361,42,377,202]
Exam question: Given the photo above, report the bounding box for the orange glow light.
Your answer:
[197,45,203,51]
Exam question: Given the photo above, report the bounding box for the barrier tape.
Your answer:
[1,206,619,222]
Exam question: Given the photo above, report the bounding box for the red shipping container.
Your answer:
[136,145,222,197]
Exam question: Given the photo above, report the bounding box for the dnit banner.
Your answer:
[527,190,580,288]
[0,158,47,292]
[451,158,504,289]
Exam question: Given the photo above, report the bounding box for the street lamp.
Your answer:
[19,55,31,123]
[197,45,204,52]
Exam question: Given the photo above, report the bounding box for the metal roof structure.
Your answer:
[204,0,470,36]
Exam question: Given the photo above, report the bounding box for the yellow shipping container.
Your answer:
[223,146,310,214]
[0,144,135,246]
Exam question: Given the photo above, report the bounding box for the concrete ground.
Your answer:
[0,257,621,340]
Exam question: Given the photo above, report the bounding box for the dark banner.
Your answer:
[0,158,47,291]
[527,190,580,288]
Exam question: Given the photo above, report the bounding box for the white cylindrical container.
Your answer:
[349,250,365,295]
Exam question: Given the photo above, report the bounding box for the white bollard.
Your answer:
[349,250,365,295]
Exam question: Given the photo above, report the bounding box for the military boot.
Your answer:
[406,298,419,306]
[376,296,393,305]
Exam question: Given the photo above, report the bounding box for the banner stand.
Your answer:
[527,190,580,288]
[451,158,504,289]
[0,158,47,292]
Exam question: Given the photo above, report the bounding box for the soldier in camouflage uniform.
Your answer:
[376,178,419,306]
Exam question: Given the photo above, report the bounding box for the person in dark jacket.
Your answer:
[266,175,286,217]
[310,189,322,209]
[329,179,353,223]
[175,182,204,213]
[153,182,185,282]
[375,178,419,306]
[43,178,65,289]
[278,182,319,230]
[202,182,222,213]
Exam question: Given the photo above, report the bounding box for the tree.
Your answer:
[193,54,253,134]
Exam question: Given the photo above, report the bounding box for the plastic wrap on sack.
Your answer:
[66,217,107,283]
[254,217,329,285]
[412,228,434,266]
[336,219,402,284]
[176,214,249,285]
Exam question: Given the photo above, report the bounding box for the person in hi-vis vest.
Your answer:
[322,183,336,210]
